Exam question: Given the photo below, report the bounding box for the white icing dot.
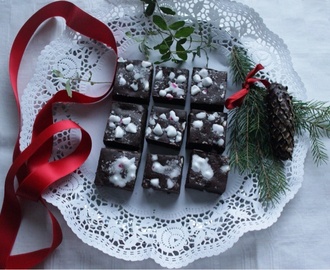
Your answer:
[143,79,150,90]
[125,123,137,133]
[217,138,225,146]
[196,112,206,119]
[167,179,175,189]
[223,121,227,127]
[169,110,179,122]
[212,124,224,134]
[153,123,163,136]
[109,122,116,128]
[208,112,219,121]
[220,164,230,173]
[155,70,163,80]
[191,154,214,180]
[198,68,209,78]
[159,89,167,97]
[176,75,186,83]
[117,57,127,62]
[110,157,137,187]
[220,83,225,90]
[119,76,126,86]
[150,178,160,188]
[166,93,174,99]
[151,154,158,161]
[134,73,141,80]
[109,115,121,123]
[169,72,175,80]
[126,63,134,71]
[115,126,125,138]
[202,77,213,87]
[159,113,167,120]
[182,122,186,130]
[175,132,182,142]
[192,120,203,129]
[165,125,177,137]
[142,61,152,68]
[121,117,131,125]
[130,83,138,91]
[152,160,181,179]
[146,127,151,135]
[149,116,156,125]
[193,74,202,83]
[191,85,201,95]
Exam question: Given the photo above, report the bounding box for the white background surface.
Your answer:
[1,0,330,268]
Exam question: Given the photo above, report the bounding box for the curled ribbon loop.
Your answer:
[0,1,118,269]
[225,64,270,110]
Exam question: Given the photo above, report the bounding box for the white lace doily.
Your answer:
[19,0,308,268]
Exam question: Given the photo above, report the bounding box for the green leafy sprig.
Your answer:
[228,45,330,204]
[53,70,109,97]
[135,0,214,64]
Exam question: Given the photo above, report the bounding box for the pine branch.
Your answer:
[227,46,288,205]
[293,99,330,165]
[230,46,254,84]
[228,45,330,205]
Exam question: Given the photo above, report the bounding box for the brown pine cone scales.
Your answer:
[266,83,295,160]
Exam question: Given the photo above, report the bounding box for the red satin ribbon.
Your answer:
[225,64,270,110]
[0,1,117,268]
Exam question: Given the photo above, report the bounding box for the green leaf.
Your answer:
[153,15,168,30]
[160,6,176,15]
[161,51,171,61]
[53,70,62,77]
[164,35,173,47]
[159,44,169,54]
[169,20,185,30]
[176,43,187,61]
[177,38,187,45]
[65,80,72,98]
[145,3,156,16]
[174,26,194,38]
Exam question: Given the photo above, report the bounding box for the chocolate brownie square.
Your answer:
[186,109,227,153]
[94,148,141,191]
[186,149,229,194]
[190,67,227,111]
[142,153,184,194]
[112,59,153,104]
[103,102,147,151]
[145,106,187,149]
[152,66,189,105]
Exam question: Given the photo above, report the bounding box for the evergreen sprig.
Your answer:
[228,45,330,204]
[228,46,289,204]
[293,99,330,165]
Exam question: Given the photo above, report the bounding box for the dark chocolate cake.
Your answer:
[185,149,229,194]
[142,153,184,194]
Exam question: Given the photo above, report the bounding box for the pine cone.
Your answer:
[266,83,295,160]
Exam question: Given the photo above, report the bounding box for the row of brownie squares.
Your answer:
[112,59,227,111]
[94,59,230,195]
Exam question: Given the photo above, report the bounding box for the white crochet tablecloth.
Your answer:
[1,0,330,269]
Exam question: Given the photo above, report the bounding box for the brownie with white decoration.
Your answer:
[112,59,153,104]
[186,109,227,153]
[142,153,184,194]
[190,67,227,111]
[94,148,141,191]
[152,65,189,105]
[186,149,229,194]
[103,101,147,151]
[145,106,187,149]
